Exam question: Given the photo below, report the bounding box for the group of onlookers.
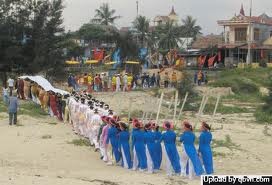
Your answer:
[67,71,179,93]
[2,76,69,125]
[194,71,208,86]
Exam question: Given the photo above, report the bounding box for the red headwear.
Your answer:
[162,121,174,130]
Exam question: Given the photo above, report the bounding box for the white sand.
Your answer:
[1,91,272,185]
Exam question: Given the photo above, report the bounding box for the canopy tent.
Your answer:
[125,61,140,64]
[85,60,99,64]
[65,61,80,65]
[19,76,69,95]
[104,61,116,65]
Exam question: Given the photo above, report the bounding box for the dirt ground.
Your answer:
[0,90,272,185]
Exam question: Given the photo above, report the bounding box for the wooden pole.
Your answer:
[177,92,189,120]
[128,98,132,122]
[156,92,164,125]
[213,95,221,117]
[166,96,174,119]
[211,95,221,128]
[173,90,179,124]
[200,96,209,116]
[198,95,206,116]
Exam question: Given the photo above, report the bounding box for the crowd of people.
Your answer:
[67,91,214,178]
[2,75,214,179]
[67,71,179,93]
[2,76,69,123]
[194,71,208,86]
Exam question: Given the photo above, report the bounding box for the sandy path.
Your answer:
[0,113,197,185]
[1,92,272,185]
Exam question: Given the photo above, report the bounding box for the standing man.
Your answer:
[171,72,177,88]
[116,74,121,92]
[156,72,161,88]
[164,72,169,88]
[7,77,14,96]
[8,92,18,125]
[123,73,128,92]
[103,73,108,92]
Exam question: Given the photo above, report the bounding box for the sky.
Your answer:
[63,0,272,35]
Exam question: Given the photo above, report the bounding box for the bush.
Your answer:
[259,59,268,68]
[255,108,272,124]
[211,77,258,94]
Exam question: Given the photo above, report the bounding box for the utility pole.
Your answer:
[246,0,253,65]
[136,1,139,17]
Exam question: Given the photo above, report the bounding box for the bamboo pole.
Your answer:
[200,96,209,116]
[213,95,221,117]
[211,95,221,128]
[128,98,132,121]
[156,92,164,125]
[198,95,206,116]
[173,90,179,124]
[177,92,189,120]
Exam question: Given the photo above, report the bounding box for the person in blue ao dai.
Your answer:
[199,122,214,174]
[158,121,181,176]
[118,122,132,169]
[180,121,204,179]
[132,119,147,171]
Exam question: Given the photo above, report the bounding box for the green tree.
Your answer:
[155,20,181,50]
[92,3,121,26]
[0,0,66,80]
[133,15,149,47]
[181,15,202,39]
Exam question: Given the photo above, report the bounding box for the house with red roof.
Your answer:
[217,4,272,66]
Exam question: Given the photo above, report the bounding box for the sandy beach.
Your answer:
[0,92,271,185]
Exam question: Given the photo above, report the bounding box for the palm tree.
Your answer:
[155,20,181,50]
[133,15,149,47]
[92,3,121,26]
[181,15,202,39]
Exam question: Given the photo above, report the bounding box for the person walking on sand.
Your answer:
[8,92,19,125]
[2,84,9,105]
[7,77,15,96]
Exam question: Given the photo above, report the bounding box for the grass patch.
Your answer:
[0,99,6,112]
[204,103,250,114]
[41,135,52,139]
[213,151,227,158]
[15,123,24,127]
[68,139,90,146]
[19,101,48,118]
[212,134,241,151]
[48,122,58,125]
[210,68,272,88]
[255,108,272,124]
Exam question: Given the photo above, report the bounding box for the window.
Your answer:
[254,28,260,41]
[235,28,247,42]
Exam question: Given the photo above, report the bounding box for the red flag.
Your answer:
[261,50,264,59]
[218,51,222,62]
[208,55,216,67]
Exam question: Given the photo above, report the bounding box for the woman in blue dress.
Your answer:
[131,120,147,171]
[152,123,162,171]
[158,121,181,176]
[199,122,214,174]
[144,123,156,173]
[118,122,132,169]
[106,118,121,165]
[180,121,204,179]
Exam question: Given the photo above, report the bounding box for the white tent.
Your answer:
[19,76,69,95]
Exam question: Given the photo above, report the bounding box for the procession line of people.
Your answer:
[68,92,214,178]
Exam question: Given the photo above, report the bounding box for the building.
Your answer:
[153,6,179,26]
[217,4,272,65]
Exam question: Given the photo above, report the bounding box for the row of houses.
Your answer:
[189,5,272,68]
